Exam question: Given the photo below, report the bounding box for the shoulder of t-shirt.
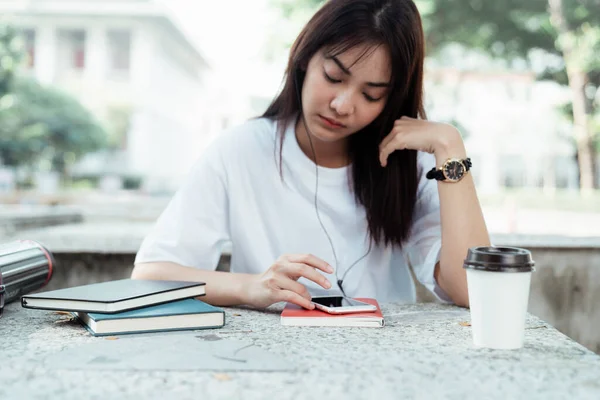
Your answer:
[200,117,277,163]
[212,117,276,150]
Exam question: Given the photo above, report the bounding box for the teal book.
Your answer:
[74,298,225,336]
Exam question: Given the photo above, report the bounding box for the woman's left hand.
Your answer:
[379,116,466,167]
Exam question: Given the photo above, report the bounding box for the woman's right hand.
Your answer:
[243,254,334,309]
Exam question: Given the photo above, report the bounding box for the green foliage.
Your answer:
[0,22,108,174]
[0,78,108,172]
[421,0,558,59]
[421,0,599,114]
[0,24,24,97]
[122,175,143,190]
[422,0,599,61]
[105,105,132,150]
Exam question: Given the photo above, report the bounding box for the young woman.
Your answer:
[132,0,490,309]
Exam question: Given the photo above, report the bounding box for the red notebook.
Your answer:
[280,298,384,327]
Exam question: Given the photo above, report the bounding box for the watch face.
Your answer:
[443,160,465,181]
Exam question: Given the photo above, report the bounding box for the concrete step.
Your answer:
[0,205,83,238]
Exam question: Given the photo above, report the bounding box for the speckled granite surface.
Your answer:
[0,301,599,400]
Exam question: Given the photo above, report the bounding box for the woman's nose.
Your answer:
[330,91,355,116]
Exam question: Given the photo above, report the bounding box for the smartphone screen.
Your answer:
[311,296,369,308]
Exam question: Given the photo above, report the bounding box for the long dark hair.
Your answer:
[263,0,427,249]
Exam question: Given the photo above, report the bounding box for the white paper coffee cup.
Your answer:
[463,246,535,349]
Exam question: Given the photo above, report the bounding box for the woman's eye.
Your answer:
[323,69,383,102]
[324,72,342,83]
[363,93,381,102]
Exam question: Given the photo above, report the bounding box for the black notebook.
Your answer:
[21,279,206,313]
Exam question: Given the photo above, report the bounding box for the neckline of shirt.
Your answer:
[279,116,351,186]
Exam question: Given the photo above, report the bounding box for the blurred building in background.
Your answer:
[0,0,589,195]
[0,0,230,192]
[425,66,578,194]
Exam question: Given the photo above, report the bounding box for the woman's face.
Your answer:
[300,44,391,143]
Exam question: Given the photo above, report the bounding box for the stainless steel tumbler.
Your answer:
[0,240,54,316]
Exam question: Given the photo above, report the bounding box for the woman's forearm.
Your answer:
[376,118,490,307]
[434,137,491,307]
[131,262,255,307]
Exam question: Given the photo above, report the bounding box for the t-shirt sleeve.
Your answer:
[135,139,230,270]
[402,152,453,304]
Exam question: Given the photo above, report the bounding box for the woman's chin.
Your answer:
[309,123,349,143]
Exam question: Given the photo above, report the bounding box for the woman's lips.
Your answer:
[319,115,346,128]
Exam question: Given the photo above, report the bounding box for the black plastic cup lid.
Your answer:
[463,246,535,272]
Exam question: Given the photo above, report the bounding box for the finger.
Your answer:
[378,128,398,153]
[286,254,333,273]
[379,136,404,167]
[283,263,332,289]
[276,277,312,301]
[278,289,315,310]
[395,116,415,125]
[379,145,392,167]
[379,124,407,166]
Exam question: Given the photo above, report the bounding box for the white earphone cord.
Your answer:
[299,116,373,297]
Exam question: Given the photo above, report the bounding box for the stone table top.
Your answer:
[1,301,599,400]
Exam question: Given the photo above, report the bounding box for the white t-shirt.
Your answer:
[135,117,452,303]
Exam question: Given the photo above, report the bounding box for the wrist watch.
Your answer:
[426,158,472,182]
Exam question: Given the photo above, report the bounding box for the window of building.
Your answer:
[58,30,86,70]
[22,29,35,68]
[502,155,526,188]
[107,30,131,74]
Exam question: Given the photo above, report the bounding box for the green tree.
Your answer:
[423,0,600,190]
[0,78,108,180]
[0,23,108,184]
[0,24,23,97]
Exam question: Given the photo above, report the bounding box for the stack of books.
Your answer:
[21,279,225,336]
